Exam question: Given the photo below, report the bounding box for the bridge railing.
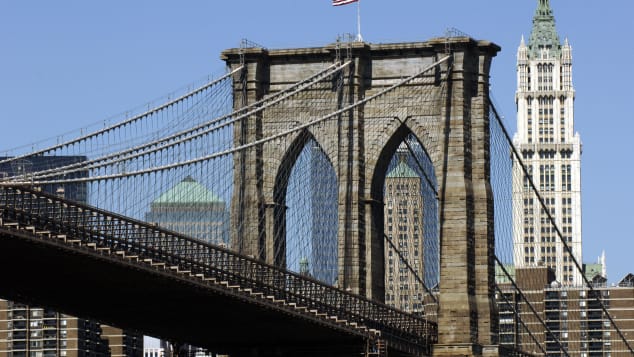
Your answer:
[0,185,437,348]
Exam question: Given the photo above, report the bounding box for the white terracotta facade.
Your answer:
[513,0,583,285]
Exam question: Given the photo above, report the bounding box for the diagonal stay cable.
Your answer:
[393,116,439,199]
[494,283,546,355]
[380,78,454,306]
[384,233,437,303]
[4,62,349,182]
[490,102,634,355]
[18,56,451,185]
[0,66,244,166]
[495,256,570,357]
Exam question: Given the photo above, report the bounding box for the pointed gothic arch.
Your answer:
[370,124,440,301]
[273,129,338,281]
[224,39,501,349]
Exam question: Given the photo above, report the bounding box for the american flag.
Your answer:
[332,0,358,6]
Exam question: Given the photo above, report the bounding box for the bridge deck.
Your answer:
[0,185,436,356]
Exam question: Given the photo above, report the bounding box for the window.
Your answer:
[561,164,572,191]
[539,164,555,191]
[30,310,42,318]
[537,96,554,142]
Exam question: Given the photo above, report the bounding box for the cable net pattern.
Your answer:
[3,37,631,354]
[0,49,449,327]
[490,101,634,356]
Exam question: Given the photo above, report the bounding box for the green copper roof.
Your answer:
[584,263,603,281]
[153,176,224,204]
[386,160,418,178]
[528,0,561,59]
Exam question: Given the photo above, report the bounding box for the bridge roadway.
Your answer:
[0,185,436,357]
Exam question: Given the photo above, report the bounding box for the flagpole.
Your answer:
[356,0,363,42]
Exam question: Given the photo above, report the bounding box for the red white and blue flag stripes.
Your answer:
[332,0,358,6]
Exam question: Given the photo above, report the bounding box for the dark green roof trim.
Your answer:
[153,176,224,204]
[386,161,418,178]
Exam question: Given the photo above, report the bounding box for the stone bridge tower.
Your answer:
[223,37,501,356]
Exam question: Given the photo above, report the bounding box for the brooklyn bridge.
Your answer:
[0,35,631,356]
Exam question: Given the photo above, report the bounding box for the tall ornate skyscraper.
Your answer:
[513,0,582,285]
[384,145,425,313]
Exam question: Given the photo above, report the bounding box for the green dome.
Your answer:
[386,161,418,178]
[152,176,224,204]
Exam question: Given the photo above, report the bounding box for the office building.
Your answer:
[384,147,425,313]
[145,176,227,357]
[497,267,634,356]
[145,176,228,246]
[143,348,164,357]
[101,326,143,357]
[0,156,88,203]
[512,0,582,285]
[0,156,142,357]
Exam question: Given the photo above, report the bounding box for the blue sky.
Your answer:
[1,1,632,282]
